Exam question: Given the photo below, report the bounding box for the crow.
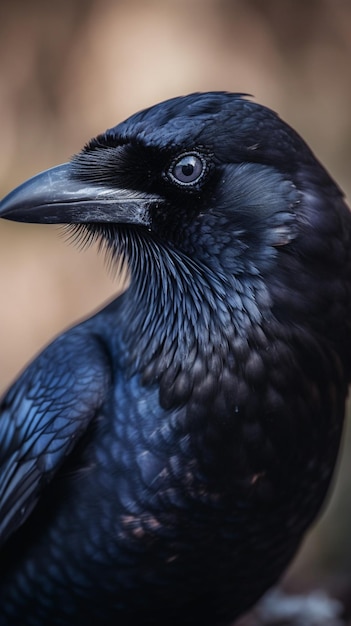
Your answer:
[0,92,350,626]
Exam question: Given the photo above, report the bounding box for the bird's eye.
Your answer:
[168,153,206,186]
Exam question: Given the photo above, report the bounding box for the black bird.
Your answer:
[0,92,351,626]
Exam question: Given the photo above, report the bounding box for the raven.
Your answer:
[0,92,350,625]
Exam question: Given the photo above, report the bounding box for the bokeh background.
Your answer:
[1,0,351,621]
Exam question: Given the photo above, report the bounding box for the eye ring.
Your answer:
[168,152,207,187]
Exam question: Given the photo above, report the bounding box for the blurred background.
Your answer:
[0,0,351,621]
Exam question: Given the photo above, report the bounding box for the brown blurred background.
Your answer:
[1,0,351,617]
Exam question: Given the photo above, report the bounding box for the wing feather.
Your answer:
[0,328,111,545]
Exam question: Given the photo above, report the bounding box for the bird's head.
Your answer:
[0,92,347,313]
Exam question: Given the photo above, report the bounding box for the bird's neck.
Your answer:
[118,240,270,397]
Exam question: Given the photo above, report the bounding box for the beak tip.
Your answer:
[0,164,73,224]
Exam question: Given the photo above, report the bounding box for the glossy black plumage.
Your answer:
[0,92,351,625]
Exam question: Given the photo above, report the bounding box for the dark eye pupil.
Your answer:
[182,163,195,178]
[170,153,205,185]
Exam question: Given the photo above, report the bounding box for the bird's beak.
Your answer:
[0,163,155,226]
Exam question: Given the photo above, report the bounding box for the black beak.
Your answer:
[0,163,156,226]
